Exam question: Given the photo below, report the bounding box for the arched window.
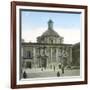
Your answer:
[51,40,53,44]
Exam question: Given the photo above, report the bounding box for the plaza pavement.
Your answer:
[22,68,80,78]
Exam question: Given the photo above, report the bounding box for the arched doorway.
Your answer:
[58,64,61,69]
[63,57,67,66]
[42,57,47,69]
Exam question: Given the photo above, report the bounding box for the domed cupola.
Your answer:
[37,19,64,44]
[41,19,60,37]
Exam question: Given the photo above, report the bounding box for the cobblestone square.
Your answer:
[22,68,80,78]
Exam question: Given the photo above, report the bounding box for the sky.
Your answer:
[21,9,81,44]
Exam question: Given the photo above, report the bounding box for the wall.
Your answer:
[0,0,89,90]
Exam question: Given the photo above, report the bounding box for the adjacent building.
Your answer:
[72,43,80,66]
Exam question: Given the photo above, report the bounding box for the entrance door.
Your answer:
[42,58,47,68]
[58,64,61,69]
[63,58,67,66]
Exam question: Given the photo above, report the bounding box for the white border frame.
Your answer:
[16,6,85,85]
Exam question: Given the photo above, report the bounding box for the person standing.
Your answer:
[57,71,60,77]
[23,71,27,78]
[53,66,55,72]
[61,64,64,74]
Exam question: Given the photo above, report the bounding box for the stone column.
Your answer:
[56,48,58,69]
[61,47,65,65]
[69,47,72,65]
[33,47,36,68]
[56,48,58,63]
[22,47,26,68]
[20,46,23,79]
[58,47,61,63]
[50,47,52,67]
[21,47,23,67]
[38,47,41,68]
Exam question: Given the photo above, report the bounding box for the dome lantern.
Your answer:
[48,19,53,30]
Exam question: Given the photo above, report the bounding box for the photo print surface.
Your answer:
[20,9,81,79]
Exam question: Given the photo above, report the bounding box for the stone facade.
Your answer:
[21,20,76,69]
[72,43,80,66]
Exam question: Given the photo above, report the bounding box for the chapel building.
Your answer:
[21,20,79,69]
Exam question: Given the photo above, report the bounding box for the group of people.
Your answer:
[56,67,64,77]
[22,64,65,78]
[54,64,65,77]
